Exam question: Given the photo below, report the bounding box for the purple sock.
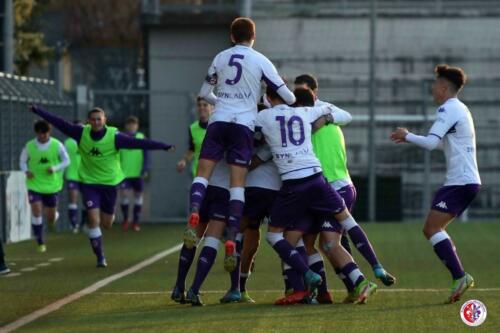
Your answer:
[335,267,355,292]
[345,220,380,268]
[121,203,129,221]
[308,254,329,295]
[133,204,142,224]
[341,262,365,288]
[240,273,249,292]
[283,268,291,292]
[272,239,309,275]
[227,200,244,235]
[284,266,306,292]
[68,205,78,228]
[189,178,208,212]
[88,227,104,260]
[89,236,104,260]
[229,234,243,290]
[431,232,465,280]
[190,244,217,294]
[31,224,44,245]
[175,245,197,291]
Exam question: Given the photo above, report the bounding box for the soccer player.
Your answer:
[119,116,148,232]
[221,118,282,304]
[20,120,70,252]
[390,65,480,303]
[294,74,396,302]
[64,120,84,234]
[184,161,231,306]
[259,87,377,305]
[0,242,10,275]
[176,97,212,177]
[29,105,174,267]
[186,17,296,270]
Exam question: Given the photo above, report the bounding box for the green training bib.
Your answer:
[78,125,124,186]
[189,121,207,177]
[120,132,145,178]
[312,124,350,183]
[26,138,63,194]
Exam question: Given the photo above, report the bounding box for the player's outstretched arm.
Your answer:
[29,105,83,141]
[390,127,441,150]
[115,133,175,151]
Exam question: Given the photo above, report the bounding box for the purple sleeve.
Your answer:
[115,133,173,151]
[32,106,83,142]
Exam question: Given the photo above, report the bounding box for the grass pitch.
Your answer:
[1,222,499,333]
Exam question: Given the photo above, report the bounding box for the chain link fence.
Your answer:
[0,73,75,241]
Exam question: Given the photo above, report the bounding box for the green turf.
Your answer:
[1,223,499,333]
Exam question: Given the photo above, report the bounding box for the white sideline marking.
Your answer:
[98,288,500,295]
[20,267,37,272]
[0,243,183,333]
[2,273,21,278]
[48,258,64,262]
[36,263,51,267]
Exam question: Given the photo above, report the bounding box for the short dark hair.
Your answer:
[266,84,285,104]
[257,103,267,112]
[230,17,256,44]
[125,116,139,125]
[87,107,105,118]
[196,96,208,103]
[293,87,315,107]
[435,64,467,91]
[34,120,51,133]
[294,74,318,91]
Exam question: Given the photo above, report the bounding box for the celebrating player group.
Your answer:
[171,17,481,307]
[23,16,481,307]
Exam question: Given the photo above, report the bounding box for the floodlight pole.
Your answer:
[3,0,14,73]
[241,0,252,17]
[367,0,377,222]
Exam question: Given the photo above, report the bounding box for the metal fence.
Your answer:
[0,73,75,240]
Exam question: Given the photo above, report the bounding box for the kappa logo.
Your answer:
[289,249,298,257]
[193,191,203,197]
[438,107,446,113]
[88,147,103,157]
[322,221,333,229]
[436,201,448,209]
[38,157,49,164]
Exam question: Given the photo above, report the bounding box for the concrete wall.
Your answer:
[147,26,229,220]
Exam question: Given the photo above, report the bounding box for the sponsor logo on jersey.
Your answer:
[88,147,103,157]
[460,300,487,326]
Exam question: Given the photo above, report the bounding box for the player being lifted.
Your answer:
[64,120,85,234]
[186,17,295,271]
[294,74,396,302]
[176,97,212,177]
[119,116,148,232]
[391,65,480,303]
[30,106,174,267]
[20,120,70,252]
[259,87,377,304]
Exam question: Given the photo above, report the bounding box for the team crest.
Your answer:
[460,300,487,326]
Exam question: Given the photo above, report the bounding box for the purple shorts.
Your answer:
[270,173,346,232]
[28,190,58,208]
[199,185,230,223]
[243,187,278,224]
[199,121,254,167]
[290,215,343,235]
[336,184,357,212]
[66,181,81,191]
[431,184,480,217]
[118,178,144,193]
[80,183,118,215]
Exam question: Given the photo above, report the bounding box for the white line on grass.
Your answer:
[98,288,500,295]
[0,243,183,333]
